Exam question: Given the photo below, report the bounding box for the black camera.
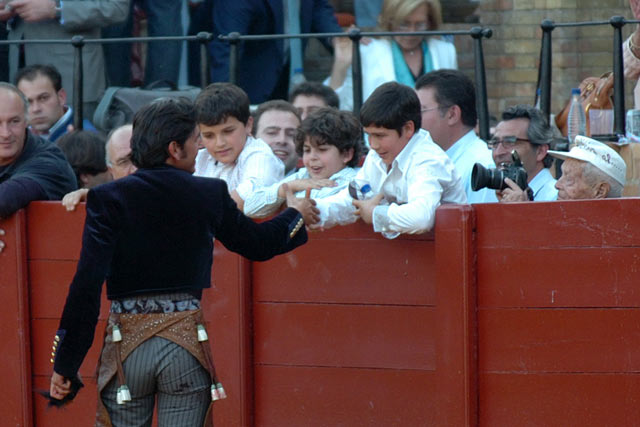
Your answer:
[471,150,528,191]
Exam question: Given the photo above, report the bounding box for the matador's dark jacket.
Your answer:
[53,165,307,378]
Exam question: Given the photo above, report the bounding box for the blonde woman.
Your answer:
[327,0,457,111]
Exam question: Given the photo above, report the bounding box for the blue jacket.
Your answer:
[210,0,342,103]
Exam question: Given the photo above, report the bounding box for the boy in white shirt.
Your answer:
[245,108,363,218]
[313,82,467,238]
[194,83,283,210]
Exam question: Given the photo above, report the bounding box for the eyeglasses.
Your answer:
[486,136,531,149]
[420,105,449,114]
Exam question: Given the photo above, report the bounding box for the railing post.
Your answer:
[197,32,213,89]
[539,19,555,122]
[227,32,241,85]
[348,27,363,116]
[71,35,84,130]
[471,27,491,141]
[611,16,626,135]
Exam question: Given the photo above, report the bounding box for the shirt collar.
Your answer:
[446,129,479,161]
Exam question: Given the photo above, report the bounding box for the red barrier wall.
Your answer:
[0,201,477,426]
[8,199,639,425]
[474,199,640,426]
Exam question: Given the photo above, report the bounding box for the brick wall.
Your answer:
[459,0,633,117]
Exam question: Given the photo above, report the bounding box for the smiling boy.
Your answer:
[194,83,283,210]
[244,108,363,218]
[313,82,467,237]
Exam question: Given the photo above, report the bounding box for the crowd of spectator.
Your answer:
[0,0,635,255]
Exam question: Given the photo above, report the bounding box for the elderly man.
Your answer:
[491,105,558,202]
[549,136,626,200]
[61,124,135,210]
[16,64,96,142]
[0,83,77,253]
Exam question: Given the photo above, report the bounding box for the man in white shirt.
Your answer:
[491,105,558,202]
[312,82,467,238]
[415,69,496,203]
[193,83,283,211]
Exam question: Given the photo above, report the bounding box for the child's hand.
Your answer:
[352,193,384,224]
[278,179,336,198]
[284,185,320,227]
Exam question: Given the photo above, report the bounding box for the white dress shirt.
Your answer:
[315,129,467,237]
[325,37,457,112]
[243,166,359,218]
[446,130,498,204]
[194,136,284,201]
[529,167,558,201]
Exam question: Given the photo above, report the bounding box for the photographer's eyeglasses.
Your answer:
[486,136,531,150]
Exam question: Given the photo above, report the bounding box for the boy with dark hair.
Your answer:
[194,83,283,210]
[252,100,301,176]
[289,81,340,120]
[48,97,316,425]
[245,108,363,218]
[56,131,111,188]
[313,82,466,237]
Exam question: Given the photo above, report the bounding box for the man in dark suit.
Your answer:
[48,97,317,425]
[210,0,342,104]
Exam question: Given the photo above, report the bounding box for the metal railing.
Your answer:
[2,28,493,138]
[219,27,494,140]
[537,16,640,141]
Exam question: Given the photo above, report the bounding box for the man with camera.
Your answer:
[485,105,558,202]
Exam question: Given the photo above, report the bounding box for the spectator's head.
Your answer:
[252,100,301,174]
[490,105,554,183]
[0,83,29,167]
[380,0,443,54]
[415,69,477,150]
[195,82,252,165]
[294,108,363,179]
[360,82,421,166]
[56,131,111,188]
[131,97,199,172]
[289,81,340,121]
[549,136,626,200]
[106,124,136,179]
[15,64,67,135]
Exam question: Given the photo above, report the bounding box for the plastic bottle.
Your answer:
[567,88,586,146]
[356,183,400,240]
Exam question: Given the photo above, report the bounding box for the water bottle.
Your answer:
[567,88,586,147]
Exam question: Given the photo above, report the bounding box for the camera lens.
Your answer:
[471,163,506,191]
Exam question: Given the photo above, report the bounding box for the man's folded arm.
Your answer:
[0,177,47,218]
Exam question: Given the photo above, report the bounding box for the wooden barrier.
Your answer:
[2,199,638,425]
[474,199,640,426]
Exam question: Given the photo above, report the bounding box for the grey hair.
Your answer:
[502,104,554,168]
[582,161,623,199]
[104,124,132,167]
[0,82,29,120]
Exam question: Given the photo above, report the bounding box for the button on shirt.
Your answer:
[244,166,359,218]
[529,167,558,201]
[446,130,498,203]
[315,129,467,237]
[194,136,284,201]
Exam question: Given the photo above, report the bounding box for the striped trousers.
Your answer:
[101,336,211,427]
